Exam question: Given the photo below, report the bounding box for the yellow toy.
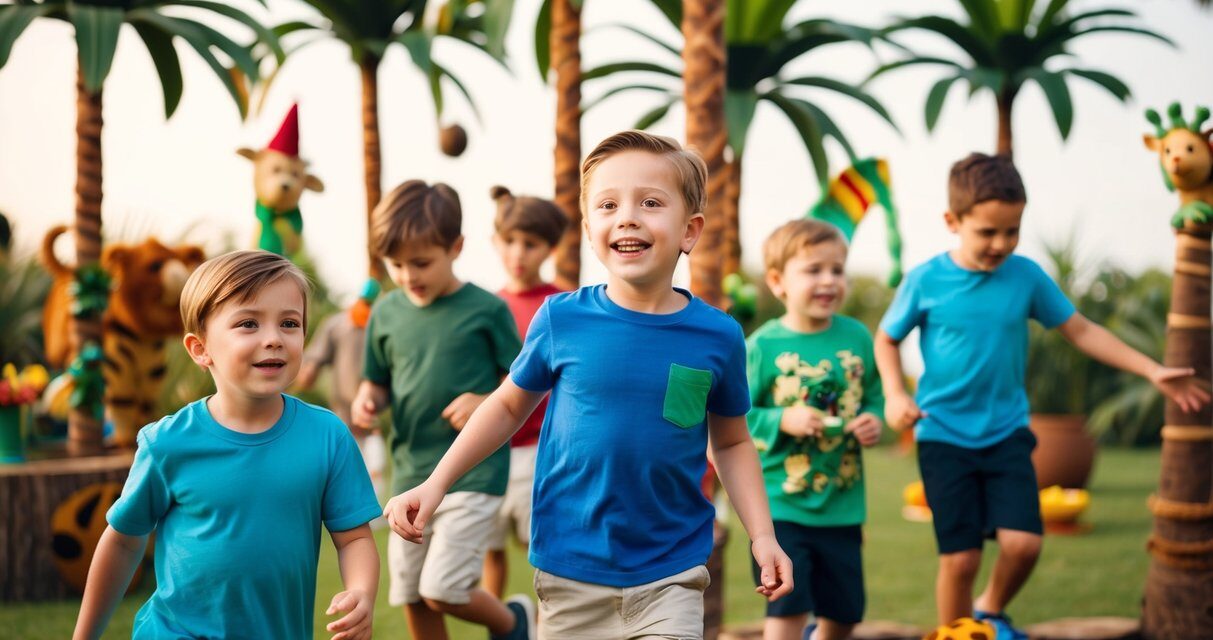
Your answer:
[923,617,995,640]
[50,482,144,594]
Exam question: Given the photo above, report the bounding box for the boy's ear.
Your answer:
[943,210,961,232]
[183,332,211,369]
[764,268,785,300]
[448,235,465,258]
[680,212,706,254]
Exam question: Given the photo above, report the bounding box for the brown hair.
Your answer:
[580,130,707,216]
[763,219,847,273]
[371,180,462,257]
[491,185,568,247]
[180,250,310,336]
[948,153,1026,217]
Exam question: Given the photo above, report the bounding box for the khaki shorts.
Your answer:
[387,491,503,606]
[533,565,710,639]
[488,445,537,550]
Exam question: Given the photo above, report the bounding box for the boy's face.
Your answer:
[493,229,553,289]
[946,199,1024,272]
[383,239,463,307]
[184,277,305,401]
[583,151,704,289]
[766,241,848,325]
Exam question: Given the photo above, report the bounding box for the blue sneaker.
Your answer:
[802,622,817,640]
[491,595,536,640]
[974,610,1028,640]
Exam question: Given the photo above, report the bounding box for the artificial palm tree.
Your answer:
[285,0,514,279]
[0,0,273,454]
[871,0,1171,157]
[581,0,895,289]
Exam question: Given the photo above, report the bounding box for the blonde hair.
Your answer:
[371,180,462,257]
[580,130,707,216]
[763,219,847,273]
[180,250,310,336]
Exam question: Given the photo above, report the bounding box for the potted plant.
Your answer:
[0,363,49,462]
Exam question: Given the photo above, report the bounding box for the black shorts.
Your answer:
[917,428,1042,554]
[751,521,864,623]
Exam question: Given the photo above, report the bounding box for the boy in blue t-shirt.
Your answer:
[74,251,382,640]
[875,153,1209,639]
[385,130,793,638]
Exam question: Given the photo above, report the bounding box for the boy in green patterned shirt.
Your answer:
[747,219,884,640]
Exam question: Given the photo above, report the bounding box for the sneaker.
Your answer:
[974,610,1029,640]
[802,622,818,640]
[491,594,536,640]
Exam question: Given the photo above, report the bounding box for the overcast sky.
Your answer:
[2,0,1211,304]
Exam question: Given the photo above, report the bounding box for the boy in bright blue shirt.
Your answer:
[73,251,382,640]
[385,130,793,639]
[875,153,1209,639]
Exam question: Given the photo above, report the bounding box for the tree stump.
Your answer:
[0,451,133,601]
[1026,617,1142,640]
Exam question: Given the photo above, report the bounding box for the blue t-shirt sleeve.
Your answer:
[362,302,390,385]
[707,322,751,417]
[107,431,170,537]
[510,300,555,392]
[322,421,383,532]
[1027,260,1077,328]
[880,269,923,340]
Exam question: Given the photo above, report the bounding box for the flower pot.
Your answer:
[1029,413,1096,489]
[0,405,24,463]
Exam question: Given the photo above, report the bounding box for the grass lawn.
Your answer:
[1,446,1159,638]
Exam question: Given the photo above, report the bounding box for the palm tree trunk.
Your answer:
[996,87,1015,157]
[361,54,385,281]
[551,0,582,291]
[1141,221,1213,638]
[722,156,741,278]
[683,0,727,309]
[68,67,104,457]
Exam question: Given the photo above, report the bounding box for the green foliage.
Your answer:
[0,254,51,367]
[575,0,895,187]
[872,0,1172,145]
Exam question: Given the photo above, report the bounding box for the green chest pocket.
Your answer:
[663,364,713,429]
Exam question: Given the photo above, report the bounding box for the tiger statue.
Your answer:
[41,225,205,446]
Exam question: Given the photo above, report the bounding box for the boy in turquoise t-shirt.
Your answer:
[875,153,1209,639]
[74,251,382,640]
[350,180,532,640]
[747,220,883,640]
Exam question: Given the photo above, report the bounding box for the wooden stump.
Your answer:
[0,451,133,601]
[1026,617,1142,640]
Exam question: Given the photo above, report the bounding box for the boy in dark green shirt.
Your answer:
[351,180,532,640]
[747,219,884,640]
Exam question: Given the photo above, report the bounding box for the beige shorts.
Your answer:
[488,445,537,550]
[387,491,503,606]
[533,565,710,639]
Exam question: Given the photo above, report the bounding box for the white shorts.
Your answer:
[387,491,503,606]
[487,445,537,550]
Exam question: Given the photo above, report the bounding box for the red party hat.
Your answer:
[266,103,300,157]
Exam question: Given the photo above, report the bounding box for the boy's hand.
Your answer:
[383,481,445,544]
[442,392,488,431]
[350,386,380,430]
[1149,365,1212,414]
[751,533,794,601]
[779,406,824,438]
[846,413,883,447]
[884,392,925,432]
[325,589,372,640]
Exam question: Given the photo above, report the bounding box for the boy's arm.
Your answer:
[350,380,389,430]
[324,524,378,640]
[873,329,925,431]
[708,413,793,601]
[1057,314,1211,413]
[73,527,148,640]
[384,379,545,542]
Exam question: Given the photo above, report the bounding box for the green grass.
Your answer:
[1,447,1159,637]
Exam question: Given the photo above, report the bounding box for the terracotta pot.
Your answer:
[1029,413,1097,489]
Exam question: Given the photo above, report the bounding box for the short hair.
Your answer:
[763,219,847,273]
[491,185,568,247]
[580,130,707,217]
[948,153,1026,217]
[180,250,310,336]
[371,180,462,257]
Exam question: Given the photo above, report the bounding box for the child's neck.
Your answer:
[504,274,545,293]
[207,392,284,434]
[781,311,832,334]
[604,276,687,314]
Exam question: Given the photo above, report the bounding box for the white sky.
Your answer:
[1,0,1211,305]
